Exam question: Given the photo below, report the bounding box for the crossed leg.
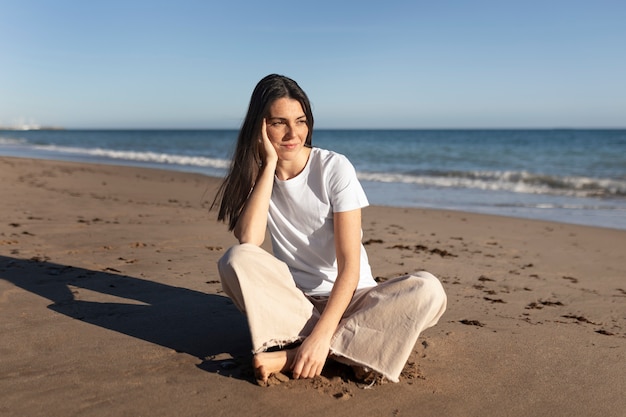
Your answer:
[218,244,447,384]
[253,349,298,385]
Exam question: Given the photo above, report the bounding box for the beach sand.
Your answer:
[1,156,625,417]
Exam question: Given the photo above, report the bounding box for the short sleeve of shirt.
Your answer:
[326,152,369,213]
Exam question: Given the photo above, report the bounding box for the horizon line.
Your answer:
[2,126,625,131]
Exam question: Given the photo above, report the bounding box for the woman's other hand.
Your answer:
[291,332,331,379]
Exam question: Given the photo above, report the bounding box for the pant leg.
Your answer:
[330,271,447,382]
[217,243,319,353]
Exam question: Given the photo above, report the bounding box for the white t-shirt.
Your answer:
[268,147,377,296]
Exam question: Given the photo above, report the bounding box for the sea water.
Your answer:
[1,129,625,230]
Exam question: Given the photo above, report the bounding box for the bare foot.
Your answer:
[253,349,296,386]
[352,365,385,386]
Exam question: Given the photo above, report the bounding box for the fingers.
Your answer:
[257,119,266,144]
[291,355,304,379]
[290,336,330,379]
[291,355,324,379]
[258,118,278,165]
[261,118,267,140]
[257,118,267,158]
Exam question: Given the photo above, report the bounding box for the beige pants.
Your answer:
[217,243,447,382]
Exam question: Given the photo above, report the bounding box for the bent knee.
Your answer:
[408,271,447,304]
[218,243,262,268]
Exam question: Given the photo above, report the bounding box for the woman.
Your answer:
[213,74,446,385]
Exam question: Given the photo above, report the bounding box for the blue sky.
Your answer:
[1,0,625,129]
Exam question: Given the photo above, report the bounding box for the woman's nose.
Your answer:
[284,123,296,138]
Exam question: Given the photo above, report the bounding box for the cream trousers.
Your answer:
[217,243,447,382]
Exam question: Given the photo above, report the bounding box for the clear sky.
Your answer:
[1,0,625,129]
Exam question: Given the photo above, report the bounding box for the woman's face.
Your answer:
[265,97,309,162]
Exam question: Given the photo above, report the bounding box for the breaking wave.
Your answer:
[357,169,626,198]
[32,144,231,170]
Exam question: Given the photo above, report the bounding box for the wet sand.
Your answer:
[1,156,625,416]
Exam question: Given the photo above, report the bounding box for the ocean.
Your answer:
[1,129,625,230]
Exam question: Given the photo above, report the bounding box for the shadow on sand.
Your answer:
[0,255,252,381]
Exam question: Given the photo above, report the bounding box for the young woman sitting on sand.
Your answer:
[213,74,447,385]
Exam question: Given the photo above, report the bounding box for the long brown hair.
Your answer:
[212,74,314,230]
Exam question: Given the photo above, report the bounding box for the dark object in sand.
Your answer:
[460,319,484,327]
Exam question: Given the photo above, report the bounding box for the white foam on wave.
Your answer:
[33,144,231,170]
[496,202,626,210]
[357,170,626,198]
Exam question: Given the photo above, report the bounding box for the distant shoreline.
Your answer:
[2,127,625,132]
[0,126,65,131]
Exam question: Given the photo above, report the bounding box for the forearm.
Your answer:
[311,268,359,339]
[233,161,276,245]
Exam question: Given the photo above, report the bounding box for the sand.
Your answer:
[1,156,624,417]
